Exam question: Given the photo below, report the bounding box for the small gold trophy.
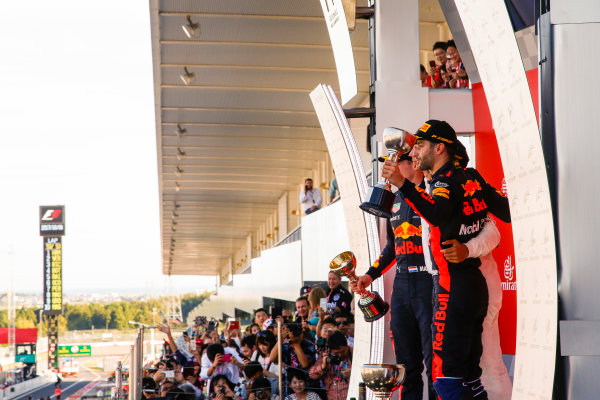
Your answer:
[361,364,406,399]
[329,251,389,322]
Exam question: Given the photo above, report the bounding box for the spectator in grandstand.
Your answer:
[255,331,279,393]
[446,40,469,88]
[164,387,190,400]
[332,313,354,347]
[225,322,242,348]
[254,309,270,328]
[225,338,243,359]
[153,370,167,387]
[240,362,266,399]
[306,288,327,336]
[299,178,322,215]
[208,374,241,400]
[184,366,205,394]
[438,65,451,88]
[299,286,312,298]
[143,377,158,398]
[325,272,353,314]
[247,377,278,400]
[430,41,448,88]
[249,323,261,335]
[307,288,327,320]
[281,309,294,324]
[180,382,204,400]
[158,324,197,367]
[295,297,310,322]
[420,65,433,87]
[200,343,244,385]
[308,332,352,400]
[284,369,322,400]
[270,323,317,396]
[159,381,177,397]
[328,174,339,204]
[316,317,338,346]
[256,331,277,370]
[240,335,258,362]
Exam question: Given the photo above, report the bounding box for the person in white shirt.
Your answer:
[299,178,322,215]
[200,343,245,385]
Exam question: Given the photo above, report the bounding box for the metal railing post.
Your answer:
[114,361,123,400]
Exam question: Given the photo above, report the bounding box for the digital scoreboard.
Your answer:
[40,205,65,369]
[43,236,63,314]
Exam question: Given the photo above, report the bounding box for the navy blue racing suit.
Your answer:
[366,190,435,400]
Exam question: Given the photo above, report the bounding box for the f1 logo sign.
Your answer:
[41,209,62,221]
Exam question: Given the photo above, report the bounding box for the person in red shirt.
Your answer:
[420,65,433,88]
[446,40,469,88]
[54,387,62,400]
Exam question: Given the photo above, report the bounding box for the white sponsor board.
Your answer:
[453,0,558,398]
[310,84,383,399]
[318,0,358,105]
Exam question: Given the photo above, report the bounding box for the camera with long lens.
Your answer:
[325,354,342,366]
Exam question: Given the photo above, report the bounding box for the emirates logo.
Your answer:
[504,256,514,281]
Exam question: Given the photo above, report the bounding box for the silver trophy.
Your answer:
[359,127,416,218]
[361,364,406,399]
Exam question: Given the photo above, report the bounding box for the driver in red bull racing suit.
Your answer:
[382,120,507,400]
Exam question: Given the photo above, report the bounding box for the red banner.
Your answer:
[472,68,539,355]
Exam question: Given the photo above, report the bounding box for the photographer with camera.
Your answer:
[209,375,240,400]
[247,378,278,400]
[299,178,322,215]
[270,323,317,397]
[239,362,265,400]
[308,332,351,400]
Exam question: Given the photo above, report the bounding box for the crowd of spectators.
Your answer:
[420,39,469,89]
[140,272,355,400]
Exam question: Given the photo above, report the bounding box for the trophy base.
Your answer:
[358,291,390,322]
[359,186,395,219]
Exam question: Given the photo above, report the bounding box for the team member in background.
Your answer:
[351,151,435,400]
[325,271,353,314]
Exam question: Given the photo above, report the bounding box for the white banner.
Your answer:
[453,1,558,398]
[319,0,358,105]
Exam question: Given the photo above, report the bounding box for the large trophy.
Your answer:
[329,251,389,322]
[360,127,416,218]
[361,364,406,399]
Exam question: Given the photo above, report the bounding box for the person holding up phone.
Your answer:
[299,178,322,215]
[209,374,241,400]
[429,41,449,88]
[200,343,245,387]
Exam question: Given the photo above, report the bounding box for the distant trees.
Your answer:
[0,292,210,331]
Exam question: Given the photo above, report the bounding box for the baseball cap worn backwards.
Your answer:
[415,120,457,145]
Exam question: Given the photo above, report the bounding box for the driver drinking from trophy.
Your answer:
[351,150,436,400]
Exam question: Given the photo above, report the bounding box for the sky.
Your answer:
[0,1,216,295]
